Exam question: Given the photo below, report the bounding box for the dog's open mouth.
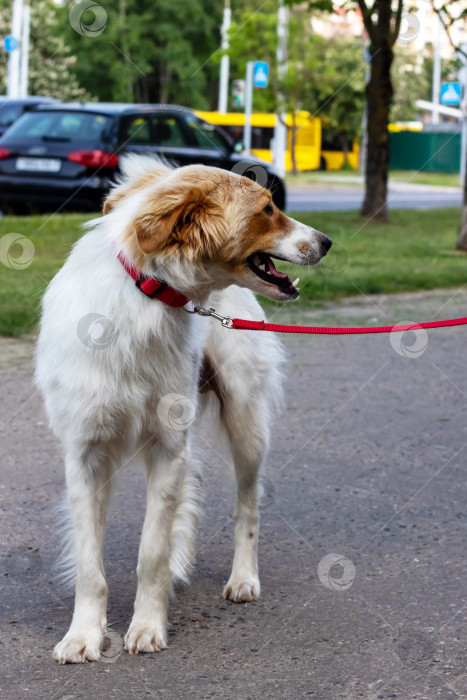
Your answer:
[247,252,299,299]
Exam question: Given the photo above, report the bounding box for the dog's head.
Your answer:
[105,158,331,302]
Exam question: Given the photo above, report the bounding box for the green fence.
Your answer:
[389,131,461,173]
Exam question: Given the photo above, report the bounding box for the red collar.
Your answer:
[117,252,189,308]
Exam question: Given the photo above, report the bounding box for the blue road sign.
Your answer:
[253,61,269,89]
[440,82,461,106]
[3,35,18,52]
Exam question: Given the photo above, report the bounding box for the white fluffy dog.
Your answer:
[35,156,331,663]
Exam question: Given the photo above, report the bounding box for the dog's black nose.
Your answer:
[321,235,332,252]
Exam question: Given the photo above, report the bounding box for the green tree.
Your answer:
[391,49,427,122]
[391,47,461,122]
[313,38,365,166]
[0,0,90,100]
[226,4,364,173]
[226,4,323,173]
[55,0,223,106]
[224,6,278,113]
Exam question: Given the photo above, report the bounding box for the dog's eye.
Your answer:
[264,204,274,216]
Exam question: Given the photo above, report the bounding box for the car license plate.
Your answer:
[16,157,62,173]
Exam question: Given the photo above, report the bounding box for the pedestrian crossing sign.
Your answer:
[440,82,461,106]
[253,62,269,89]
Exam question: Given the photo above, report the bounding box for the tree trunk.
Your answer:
[361,36,394,221]
[290,114,298,176]
[341,134,349,167]
[457,149,467,250]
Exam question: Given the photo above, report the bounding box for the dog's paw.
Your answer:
[223,576,260,603]
[53,629,102,664]
[124,620,167,655]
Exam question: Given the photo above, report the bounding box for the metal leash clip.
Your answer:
[185,305,233,328]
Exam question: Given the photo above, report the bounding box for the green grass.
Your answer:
[389,171,461,188]
[286,171,362,186]
[0,209,465,336]
[286,170,461,188]
[279,208,465,305]
[0,213,89,336]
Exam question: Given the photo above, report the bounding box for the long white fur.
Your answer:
[35,155,287,663]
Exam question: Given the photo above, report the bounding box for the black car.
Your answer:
[0,103,286,213]
[0,96,60,137]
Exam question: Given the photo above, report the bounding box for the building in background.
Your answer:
[312,1,467,60]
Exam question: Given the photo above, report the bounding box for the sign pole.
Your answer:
[7,0,24,98]
[19,0,30,98]
[432,14,442,124]
[218,0,231,114]
[461,117,467,187]
[360,45,371,174]
[459,71,467,186]
[273,0,288,178]
[243,61,253,155]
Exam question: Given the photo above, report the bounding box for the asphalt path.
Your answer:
[287,183,463,212]
[1,289,467,699]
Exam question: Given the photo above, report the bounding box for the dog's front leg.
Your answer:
[54,449,112,663]
[125,442,188,654]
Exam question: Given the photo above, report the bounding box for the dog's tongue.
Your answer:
[265,254,289,279]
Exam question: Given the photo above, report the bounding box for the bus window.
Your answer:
[219,124,273,150]
[321,132,346,152]
[251,126,274,150]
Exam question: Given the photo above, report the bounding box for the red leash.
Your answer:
[230,316,467,335]
[187,306,467,334]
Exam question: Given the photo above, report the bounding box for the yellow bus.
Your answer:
[320,134,360,171]
[388,122,423,133]
[195,110,359,172]
[195,110,322,171]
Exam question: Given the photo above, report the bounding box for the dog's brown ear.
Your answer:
[133,185,227,258]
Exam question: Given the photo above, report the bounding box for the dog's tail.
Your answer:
[169,462,203,586]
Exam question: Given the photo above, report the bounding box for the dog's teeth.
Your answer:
[292,278,300,287]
